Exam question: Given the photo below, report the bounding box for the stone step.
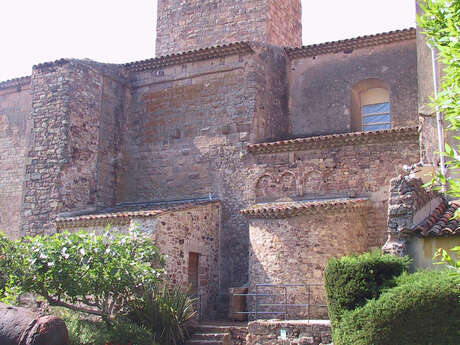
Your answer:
[191,324,244,334]
[192,332,230,341]
[184,340,222,345]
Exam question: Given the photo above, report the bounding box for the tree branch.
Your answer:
[42,291,112,320]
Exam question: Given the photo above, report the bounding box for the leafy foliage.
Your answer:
[129,286,198,345]
[3,228,165,321]
[0,233,11,295]
[1,228,198,344]
[418,0,460,197]
[434,246,460,283]
[59,309,156,345]
[324,252,410,331]
[334,270,460,345]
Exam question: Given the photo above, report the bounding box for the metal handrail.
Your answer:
[229,283,327,321]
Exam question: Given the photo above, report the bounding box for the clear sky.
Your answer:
[0,0,416,82]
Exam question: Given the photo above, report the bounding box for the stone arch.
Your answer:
[278,171,297,196]
[255,173,276,200]
[302,169,323,196]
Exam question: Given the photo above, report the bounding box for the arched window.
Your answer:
[351,79,391,132]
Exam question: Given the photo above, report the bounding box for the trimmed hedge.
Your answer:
[335,270,460,345]
[324,252,410,329]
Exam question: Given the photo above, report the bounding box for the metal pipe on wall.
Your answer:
[428,42,447,193]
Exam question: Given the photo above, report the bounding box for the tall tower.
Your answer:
[155,0,302,56]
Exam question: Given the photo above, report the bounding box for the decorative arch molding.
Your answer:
[254,170,299,201]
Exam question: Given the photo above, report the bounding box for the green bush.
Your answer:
[335,270,460,345]
[129,285,198,345]
[60,309,156,345]
[324,252,410,329]
[0,233,10,295]
[0,232,18,301]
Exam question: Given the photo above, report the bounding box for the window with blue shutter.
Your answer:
[361,102,390,131]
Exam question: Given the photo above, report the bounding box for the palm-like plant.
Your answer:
[130,286,198,345]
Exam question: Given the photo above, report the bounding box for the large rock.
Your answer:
[0,303,69,345]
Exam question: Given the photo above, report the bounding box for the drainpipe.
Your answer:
[428,42,447,193]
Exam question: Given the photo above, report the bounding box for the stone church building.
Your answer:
[0,0,458,319]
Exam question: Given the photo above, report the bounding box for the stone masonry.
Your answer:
[0,0,424,318]
[55,201,221,319]
[0,77,31,238]
[155,0,302,56]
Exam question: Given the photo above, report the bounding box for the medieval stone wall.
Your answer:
[0,80,31,238]
[153,202,221,318]
[120,46,292,303]
[267,0,302,49]
[121,53,255,303]
[247,320,332,345]
[155,0,302,57]
[21,60,127,236]
[249,209,368,319]
[58,202,221,319]
[289,40,418,137]
[249,136,420,248]
[251,44,290,142]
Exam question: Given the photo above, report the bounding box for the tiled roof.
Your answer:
[33,58,70,71]
[286,28,416,59]
[0,76,31,90]
[407,200,460,237]
[124,42,253,72]
[56,199,220,229]
[240,198,370,219]
[247,127,419,154]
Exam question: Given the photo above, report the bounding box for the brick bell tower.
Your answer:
[155,0,302,56]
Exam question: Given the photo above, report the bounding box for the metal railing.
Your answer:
[230,283,327,320]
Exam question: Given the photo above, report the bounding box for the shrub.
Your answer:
[3,228,165,321]
[129,285,198,345]
[324,252,410,330]
[60,309,156,345]
[334,270,460,345]
[0,233,10,295]
[0,233,18,301]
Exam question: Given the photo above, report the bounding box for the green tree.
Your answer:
[2,228,165,322]
[418,0,460,283]
[418,0,460,196]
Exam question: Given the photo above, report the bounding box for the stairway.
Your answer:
[185,323,241,345]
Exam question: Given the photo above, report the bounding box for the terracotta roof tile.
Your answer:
[0,75,31,90]
[406,200,460,237]
[247,127,419,154]
[56,199,220,229]
[33,58,70,71]
[124,42,253,72]
[286,28,416,59]
[240,198,370,219]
